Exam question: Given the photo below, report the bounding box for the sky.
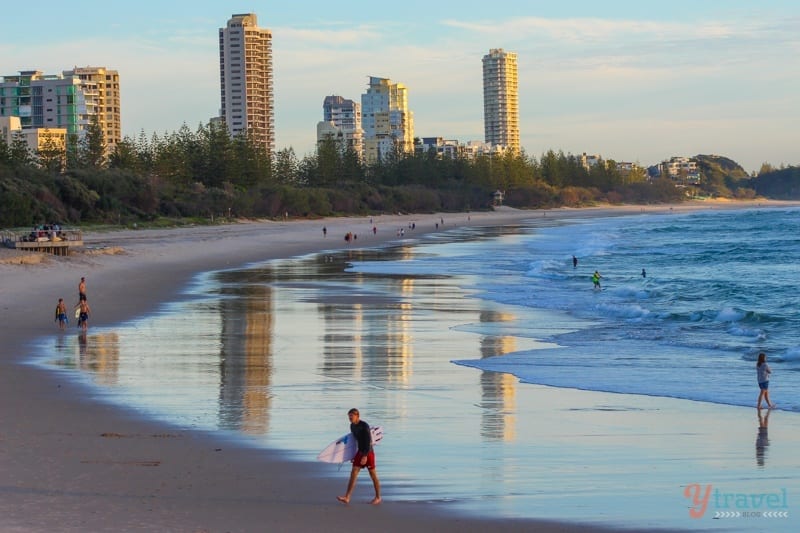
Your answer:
[2,1,798,173]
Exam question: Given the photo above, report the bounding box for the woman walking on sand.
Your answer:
[756,352,775,409]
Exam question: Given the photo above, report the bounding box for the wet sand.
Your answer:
[1,203,797,532]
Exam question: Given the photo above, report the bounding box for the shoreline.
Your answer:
[1,200,796,532]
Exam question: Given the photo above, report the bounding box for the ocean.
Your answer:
[446,207,800,412]
[37,206,800,530]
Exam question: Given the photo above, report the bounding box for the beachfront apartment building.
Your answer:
[482,48,520,153]
[219,13,274,154]
[0,70,100,148]
[62,66,122,154]
[317,95,363,156]
[661,156,698,177]
[361,76,414,164]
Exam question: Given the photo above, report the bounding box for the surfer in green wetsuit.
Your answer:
[592,270,602,290]
[337,408,381,505]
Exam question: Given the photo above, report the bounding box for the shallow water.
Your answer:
[37,211,800,531]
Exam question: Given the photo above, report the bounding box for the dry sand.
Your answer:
[0,201,794,532]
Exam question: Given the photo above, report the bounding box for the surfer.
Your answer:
[572,255,578,268]
[642,268,646,278]
[756,352,774,409]
[337,408,381,505]
[592,270,602,290]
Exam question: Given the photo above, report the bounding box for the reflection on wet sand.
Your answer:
[219,284,273,435]
[756,408,771,468]
[49,243,531,447]
[478,310,518,442]
[48,242,536,450]
[53,331,120,386]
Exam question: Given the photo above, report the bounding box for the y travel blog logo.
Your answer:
[684,484,789,519]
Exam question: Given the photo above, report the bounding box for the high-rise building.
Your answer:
[0,70,100,147]
[219,13,274,154]
[482,48,519,152]
[62,66,121,154]
[361,76,414,164]
[317,95,363,156]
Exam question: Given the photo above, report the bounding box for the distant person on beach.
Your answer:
[756,352,774,409]
[572,255,578,268]
[592,271,602,290]
[55,298,68,330]
[337,408,381,505]
[323,226,327,237]
[78,276,86,302]
[76,299,91,332]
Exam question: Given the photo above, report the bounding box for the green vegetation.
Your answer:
[751,166,800,199]
[0,121,796,228]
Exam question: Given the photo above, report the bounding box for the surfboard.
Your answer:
[317,426,383,464]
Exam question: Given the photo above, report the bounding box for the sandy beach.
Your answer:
[1,202,797,532]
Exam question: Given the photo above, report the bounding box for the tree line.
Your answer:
[1,118,789,229]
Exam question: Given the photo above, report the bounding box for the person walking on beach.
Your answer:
[592,270,602,290]
[78,276,87,302]
[55,298,68,330]
[337,408,381,505]
[756,352,774,409]
[75,299,91,332]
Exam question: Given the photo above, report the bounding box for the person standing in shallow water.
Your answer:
[756,352,774,409]
[337,408,381,505]
[592,270,602,290]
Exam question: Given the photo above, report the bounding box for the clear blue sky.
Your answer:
[2,0,798,172]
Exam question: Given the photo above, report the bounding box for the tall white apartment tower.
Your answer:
[219,13,274,153]
[318,95,363,156]
[482,48,519,152]
[361,76,414,164]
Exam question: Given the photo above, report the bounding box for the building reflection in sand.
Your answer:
[49,245,527,448]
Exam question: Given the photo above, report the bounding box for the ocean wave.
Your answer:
[726,324,765,339]
[594,302,651,320]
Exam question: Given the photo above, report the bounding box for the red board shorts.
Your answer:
[352,450,376,470]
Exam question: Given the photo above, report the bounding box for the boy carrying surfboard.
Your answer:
[336,408,381,505]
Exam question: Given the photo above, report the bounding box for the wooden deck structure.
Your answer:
[2,229,83,256]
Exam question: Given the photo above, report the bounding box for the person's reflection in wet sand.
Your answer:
[756,408,771,468]
[78,331,88,363]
